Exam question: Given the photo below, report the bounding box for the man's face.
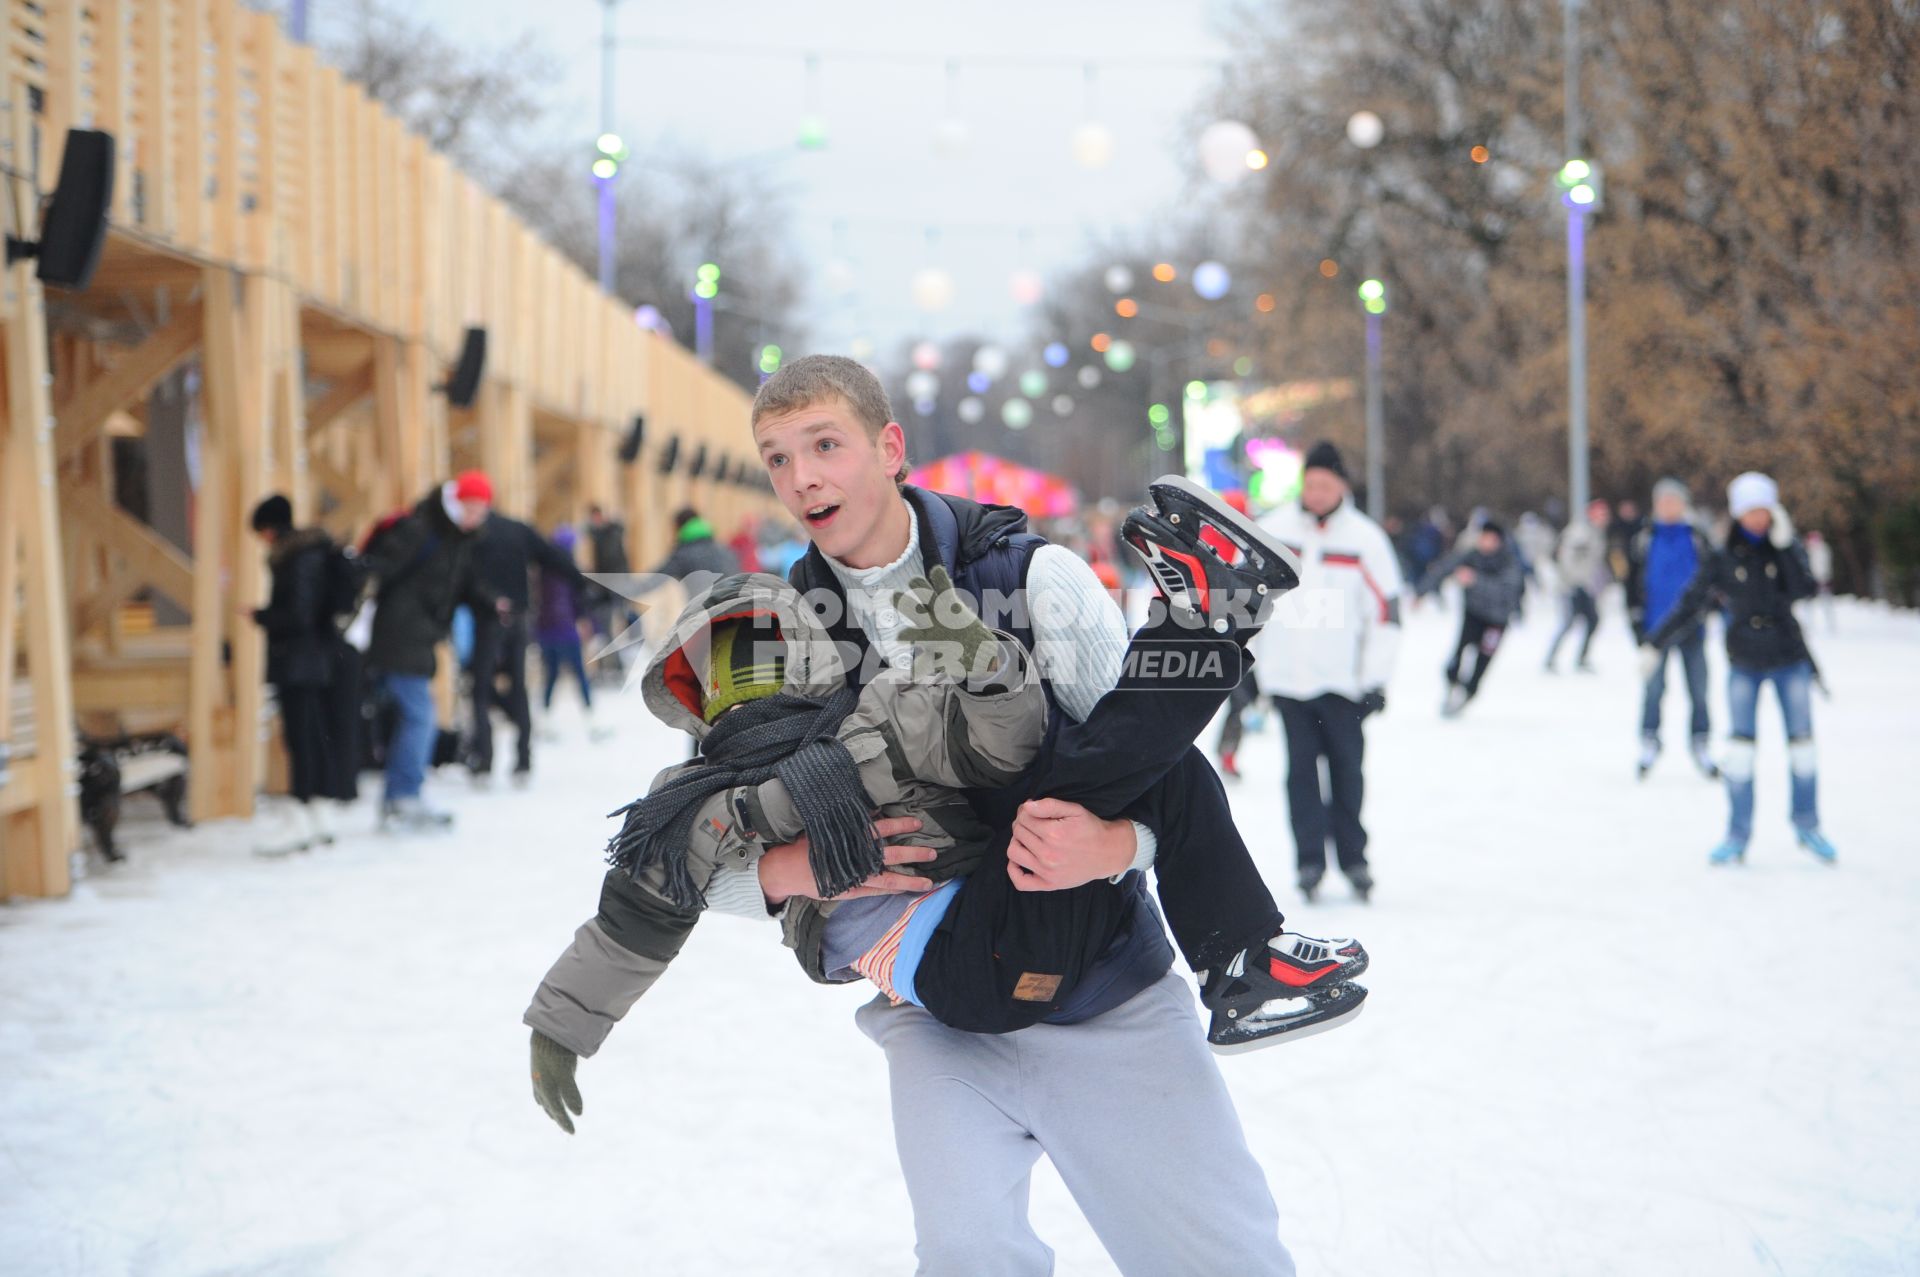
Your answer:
[1588,500,1612,528]
[754,396,908,568]
[1300,468,1346,518]
[1477,529,1503,555]
[1653,492,1686,524]
[457,500,490,532]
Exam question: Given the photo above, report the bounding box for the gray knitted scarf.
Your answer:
[604,687,880,910]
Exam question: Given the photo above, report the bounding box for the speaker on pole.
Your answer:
[6,129,115,290]
[618,413,646,464]
[657,435,681,475]
[688,444,709,479]
[436,327,487,408]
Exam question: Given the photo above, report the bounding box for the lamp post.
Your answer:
[1357,278,1387,521]
[1560,0,1602,514]
[595,0,620,293]
[692,263,720,364]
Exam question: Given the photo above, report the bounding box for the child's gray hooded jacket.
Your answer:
[524,571,1044,1056]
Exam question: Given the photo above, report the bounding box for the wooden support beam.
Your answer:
[189,267,241,822]
[52,304,205,465]
[305,364,374,437]
[61,484,197,614]
[3,79,81,896]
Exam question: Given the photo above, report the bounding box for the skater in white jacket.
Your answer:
[1250,442,1404,902]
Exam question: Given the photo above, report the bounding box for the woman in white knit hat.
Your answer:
[1640,472,1837,864]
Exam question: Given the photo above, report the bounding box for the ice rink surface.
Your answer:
[4,595,1917,1276]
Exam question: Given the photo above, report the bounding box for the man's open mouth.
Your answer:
[805,504,840,527]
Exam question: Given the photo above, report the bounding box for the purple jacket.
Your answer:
[534,528,585,646]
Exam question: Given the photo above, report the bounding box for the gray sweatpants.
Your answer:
[856,970,1293,1277]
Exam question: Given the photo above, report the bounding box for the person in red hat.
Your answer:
[354,471,502,831]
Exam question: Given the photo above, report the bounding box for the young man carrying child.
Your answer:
[524,357,1355,1274]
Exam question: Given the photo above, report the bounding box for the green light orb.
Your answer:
[697,263,721,284]
[759,344,783,373]
[1019,370,1048,398]
[1147,403,1170,426]
[693,280,718,300]
[1184,379,1207,400]
[1560,158,1591,183]
[1357,278,1385,303]
[1233,356,1253,376]
[797,115,829,150]
[596,132,625,157]
[1104,340,1137,373]
[591,158,617,180]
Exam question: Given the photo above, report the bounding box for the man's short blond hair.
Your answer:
[751,354,908,484]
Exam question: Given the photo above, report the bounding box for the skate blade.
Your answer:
[1209,985,1368,1055]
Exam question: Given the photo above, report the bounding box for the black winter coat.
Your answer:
[1648,528,1816,671]
[649,533,739,583]
[470,513,590,613]
[254,527,338,688]
[361,488,495,677]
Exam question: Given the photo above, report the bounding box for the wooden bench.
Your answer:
[77,734,193,862]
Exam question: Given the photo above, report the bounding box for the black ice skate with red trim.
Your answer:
[1199,932,1370,1053]
[1122,476,1301,636]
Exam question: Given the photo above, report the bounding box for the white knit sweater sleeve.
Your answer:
[1023,544,1157,877]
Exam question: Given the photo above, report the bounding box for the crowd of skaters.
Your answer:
[241,471,801,851]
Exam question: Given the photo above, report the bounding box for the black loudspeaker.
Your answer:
[618,414,646,464]
[688,444,709,479]
[439,327,487,408]
[658,435,681,475]
[6,129,115,290]
[712,456,731,485]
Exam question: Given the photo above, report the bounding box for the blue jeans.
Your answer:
[540,640,592,710]
[1642,624,1710,742]
[380,672,437,802]
[1723,660,1818,844]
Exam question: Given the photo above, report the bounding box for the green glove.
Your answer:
[892,564,998,679]
[530,1029,584,1134]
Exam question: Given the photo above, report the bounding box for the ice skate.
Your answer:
[1200,932,1369,1016]
[380,797,454,833]
[1441,684,1468,718]
[1347,866,1374,904]
[1219,750,1241,780]
[251,802,312,858]
[1207,981,1368,1054]
[1708,838,1746,866]
[1690,738,1720,780]
[1796,828,1838,863]
[1636,736,1659,781]
[1122,475,1301,635]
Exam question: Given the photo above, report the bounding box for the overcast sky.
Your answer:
[365,0,1233,358]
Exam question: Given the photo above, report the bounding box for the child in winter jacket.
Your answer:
[524,479,1373,1133]
[1418,519,1527,716]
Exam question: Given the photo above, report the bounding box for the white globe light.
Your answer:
[1019,370,1048,398]
[907,370,940,401]
[911,267,955,313]
[1009,270,1045,307]
[911,341,942,372]
[1072,123,1115,170]
[1077,365,1102,390]
[1103,264,1134,294]
[1052,394,1075,417]
[1347,110,1384,149]
[1192,261,1232,301]
[972,345,1010,379]
[822,258,857,297]
[1199,120,1261,183]
[933,118,970,158]
[1002,398,1035,430]
[957,396,986,424]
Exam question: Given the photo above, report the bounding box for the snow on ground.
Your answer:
[3,595,1917,1276]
